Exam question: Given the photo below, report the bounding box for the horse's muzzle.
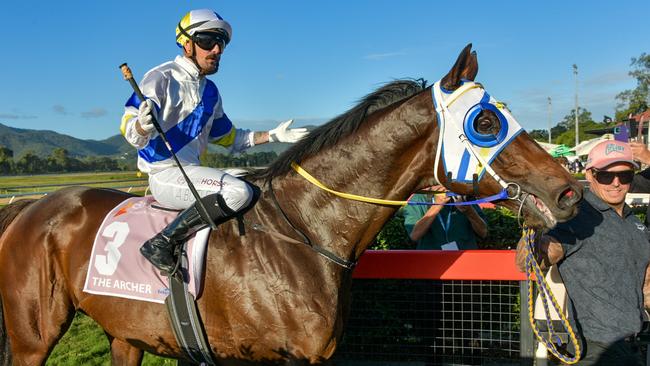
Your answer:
[556,184,582,218]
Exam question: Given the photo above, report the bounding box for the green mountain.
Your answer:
[0,123,131,158]
[0,123,317,158]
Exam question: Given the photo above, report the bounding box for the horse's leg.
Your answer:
[0,291,75,366]
[107,334,143,366]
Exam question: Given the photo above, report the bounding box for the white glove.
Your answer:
[268,119,308,143]
[137,99,157,135]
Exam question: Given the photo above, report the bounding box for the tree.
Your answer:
[0,146,13,174]
[560,108,593,130]
[50,148,70,171]
[15,151,45,174]
[528,129,549,142]
[615,53,650,121]
[553,108,601,147]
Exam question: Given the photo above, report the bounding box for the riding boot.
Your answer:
[140,203,206,274]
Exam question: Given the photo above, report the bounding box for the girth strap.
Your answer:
[165,249,216,365]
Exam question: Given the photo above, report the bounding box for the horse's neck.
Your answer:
[275,92,436,261]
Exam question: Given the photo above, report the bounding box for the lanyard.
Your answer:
[437,209,453,243]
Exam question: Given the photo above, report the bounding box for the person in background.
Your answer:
[629,141,650,227]
[120,9,308,274]
[573,159,584,174]
[402,185,487,250]
[516,140,649,365]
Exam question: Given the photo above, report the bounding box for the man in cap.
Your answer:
[120,9,308,274]
[515,140,650,365]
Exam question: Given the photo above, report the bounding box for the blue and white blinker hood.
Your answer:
[432,80,524,189]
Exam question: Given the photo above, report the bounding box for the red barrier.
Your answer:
[352,250,527,281]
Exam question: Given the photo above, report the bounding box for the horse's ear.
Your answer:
[441,43,473,90]
[460,51,478,81]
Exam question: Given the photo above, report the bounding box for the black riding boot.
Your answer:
[141,193,241,274]
[140,204,207,275]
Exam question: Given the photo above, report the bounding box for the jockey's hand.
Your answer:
[268,119,308,143]
[137,99,157,136]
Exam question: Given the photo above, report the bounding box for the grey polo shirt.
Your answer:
[548,189,650,345]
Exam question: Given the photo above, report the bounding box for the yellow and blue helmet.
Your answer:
[175,9,232,48]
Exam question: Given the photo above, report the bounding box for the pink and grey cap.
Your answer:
[585,140,639,170]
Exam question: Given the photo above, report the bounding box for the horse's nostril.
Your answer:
[558,186,581,209]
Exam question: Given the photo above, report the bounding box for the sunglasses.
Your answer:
[591,168,634,185]
[193,31,228,51]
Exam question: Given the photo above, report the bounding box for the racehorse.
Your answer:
[0,44,582,365]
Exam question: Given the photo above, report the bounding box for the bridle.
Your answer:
[432,80,525,201]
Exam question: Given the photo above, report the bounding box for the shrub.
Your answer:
[372,207,523,250]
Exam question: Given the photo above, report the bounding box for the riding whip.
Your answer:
[119,63,217,230]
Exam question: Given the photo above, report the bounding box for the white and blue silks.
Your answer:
[120,55,254,210]
[120,55,254,174]
[432,80,523,189]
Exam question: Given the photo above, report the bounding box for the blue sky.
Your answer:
[1,1,648,140]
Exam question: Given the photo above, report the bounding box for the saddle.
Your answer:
[83,195,209,303]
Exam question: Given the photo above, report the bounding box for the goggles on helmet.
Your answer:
[193,30,229,51]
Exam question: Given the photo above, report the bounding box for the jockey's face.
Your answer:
[184,37,222,75]
[586,162,634,212]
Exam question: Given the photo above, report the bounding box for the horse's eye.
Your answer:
[473,110,501,135]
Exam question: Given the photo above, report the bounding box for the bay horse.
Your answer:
[0,44,582,365]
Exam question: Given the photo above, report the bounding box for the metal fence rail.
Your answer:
[333,250,532,366]
[0,184,149,199]
[0,178,147,192]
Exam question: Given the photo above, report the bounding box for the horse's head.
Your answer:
[433,44,582,229]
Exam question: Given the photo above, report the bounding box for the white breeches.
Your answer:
[148,166,253,211]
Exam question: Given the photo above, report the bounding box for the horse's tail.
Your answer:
[0,199,36,238]
[0,198,36,365]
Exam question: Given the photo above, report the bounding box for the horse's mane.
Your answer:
[251,78,427,182]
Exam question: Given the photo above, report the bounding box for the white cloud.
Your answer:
[81,108,108,118]
[363,51,407,60]
[583,70,632,87]
[52,105,68,115]
[0,113,36,119]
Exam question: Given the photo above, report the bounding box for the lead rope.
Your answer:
[521,227,581,364]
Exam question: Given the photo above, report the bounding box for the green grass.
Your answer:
[0,171,146,188]
[47,313,176,365]
[0,171,148,198]
[0,171,149,202]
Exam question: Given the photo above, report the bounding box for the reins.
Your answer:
[291,161,512,207]
[521,227,581,364]
[258,160,515,271]
[247,177,357,270]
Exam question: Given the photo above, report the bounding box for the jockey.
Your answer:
[120,9,307,274]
